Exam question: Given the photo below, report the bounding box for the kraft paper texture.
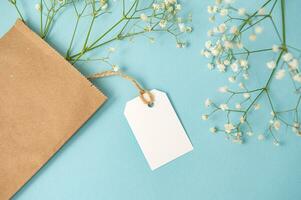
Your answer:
[0,20,106,199]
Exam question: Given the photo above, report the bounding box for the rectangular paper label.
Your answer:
[124,89,193,170]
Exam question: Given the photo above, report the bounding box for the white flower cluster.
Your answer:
[201,0,301,145]
[35,0,69,12]
[33,0,191,52]
[266,48,300,81]
[281,52,300,81]
[139,0,192,48]
[201,0,265,82]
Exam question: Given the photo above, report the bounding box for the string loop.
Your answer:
[87,70,154,106]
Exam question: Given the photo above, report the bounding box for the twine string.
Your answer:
[87,70,154,106]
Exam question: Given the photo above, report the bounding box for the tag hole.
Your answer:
[148,102,154,108]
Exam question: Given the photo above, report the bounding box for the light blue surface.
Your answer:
[1,1,301,200]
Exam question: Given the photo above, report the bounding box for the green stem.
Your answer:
[280,0,286,46]
[69,16,125,60]
[40,0,43,36]
[233,48,272,56]
[231,0,273,42]
[265,51,284,86]
[243,89,265,118]
[69,0,141,60]
[12,3,25,21]
[83,15,96,50]
[66,16,80,58]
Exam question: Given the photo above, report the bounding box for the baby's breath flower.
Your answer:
[201,50,211,58]
[215,0,222,5]
[178,23,186,32]
[112,64,120,72]
[254,26,263,34]
[144,25,152,32]
[108,47,116,53]
[210,127,217,133]
[243,93,250,99]
[218,86,228,93]
[201,114,209,120]
[58,0,65,4]
[282,52,293,62]
[207,63,214,70]
[165,0,176,5]
[176,42,187,48]
[35,3,42,11]
[152,3,161,10]
[239,59,248,68]
[159,20,167,28]
[224,41,233,49]
[273,120,281,130]
[207,29,214,37]
[233,136,243,144]
[205,40,212,49]
[224,123,235,133]
[230,26,239,35]
[243,73,249,80]
[224,0,234,4]
[238,8,246,16]
[149,37,155,43]
[101,2,108,10]
[288,59,299,69]
[236,42,244,49]
[175,4,182,10]
[228,76,236,83]
[219,103,229,111]
[224,59,230,66]
[293,74,301,83]
[292,122,300,133]
[249,34,257,41]
[266,60,276,69]
[272,44,280,52]
[275,69,286,80]
[239,82,245,89]
[235,103,242,109]
[213,27,219,34]
[257,134,265,141]
[258,7,265,15]
[140,13,148,21]
[273,140,280,146]
[209,16,215,23]
[246,131,253,136]
[218,23,227,33]
[212,47,221,57]
[254,103,260,110]
[186,26,193,32]
[217,63,226,72]
[230,62,239,72]
[205,98,212,107]
[207,5,217,14]
[220,8,228,17]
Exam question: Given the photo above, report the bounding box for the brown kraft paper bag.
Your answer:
[0,20,107,199]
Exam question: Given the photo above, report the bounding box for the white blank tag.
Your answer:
[124,89,193,170]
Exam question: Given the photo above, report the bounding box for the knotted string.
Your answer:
[87,70,154,106]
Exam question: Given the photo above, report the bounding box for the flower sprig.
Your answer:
[9,0,191,69]
[201,0,301,145]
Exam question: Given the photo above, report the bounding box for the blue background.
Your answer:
[1,0,301,200]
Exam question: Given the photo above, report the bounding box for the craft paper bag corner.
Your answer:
[0,20,106,200]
